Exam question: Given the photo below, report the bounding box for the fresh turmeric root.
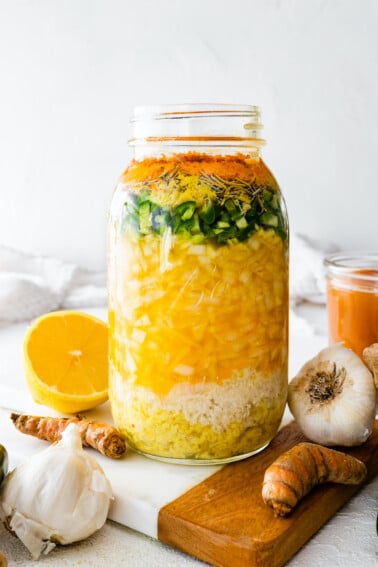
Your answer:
[0,550,7,567]
[262,442,367,517]
[10,413,126,459]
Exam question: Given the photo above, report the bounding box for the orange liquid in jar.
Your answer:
[327,269,378,357]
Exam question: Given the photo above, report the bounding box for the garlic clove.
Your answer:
[0,423,113,559]
[288,344,377,447]
[363,343,378,388]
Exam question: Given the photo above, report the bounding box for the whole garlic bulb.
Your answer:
[288,344,377,446]
[0,423,113,559]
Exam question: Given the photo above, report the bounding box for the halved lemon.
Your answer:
[23,310,109,414]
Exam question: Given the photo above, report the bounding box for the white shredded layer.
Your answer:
[111,366,287,434]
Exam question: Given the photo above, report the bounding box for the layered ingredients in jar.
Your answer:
[108,153,289,462]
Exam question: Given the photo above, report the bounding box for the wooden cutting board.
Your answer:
[158,420,378,567]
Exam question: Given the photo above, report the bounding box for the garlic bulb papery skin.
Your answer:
[0,423,113,559]
[288,344,377,447]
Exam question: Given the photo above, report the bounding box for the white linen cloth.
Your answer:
[0,234,337,324]
[0,246,106,323]
[290,233,338,305]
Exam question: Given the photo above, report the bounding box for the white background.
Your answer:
[0,0,377,271]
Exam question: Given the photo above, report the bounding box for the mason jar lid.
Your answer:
[129,104,265,147]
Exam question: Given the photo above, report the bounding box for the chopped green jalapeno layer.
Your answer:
[122,180,286,244]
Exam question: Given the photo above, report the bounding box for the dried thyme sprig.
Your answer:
[200,172,264,205]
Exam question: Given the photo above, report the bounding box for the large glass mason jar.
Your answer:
[108,105,289,464]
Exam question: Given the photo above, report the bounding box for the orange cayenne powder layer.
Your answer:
[122,152,279,187]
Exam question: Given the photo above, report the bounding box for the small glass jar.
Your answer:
[324,252,378,357]
[108,104,289,464]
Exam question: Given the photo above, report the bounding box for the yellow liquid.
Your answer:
[108,228,288,461]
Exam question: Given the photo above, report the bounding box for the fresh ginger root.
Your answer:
[10,413,126,459]
[362,343,378,388]
[262,442,367,517]
[0,550,7,567]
